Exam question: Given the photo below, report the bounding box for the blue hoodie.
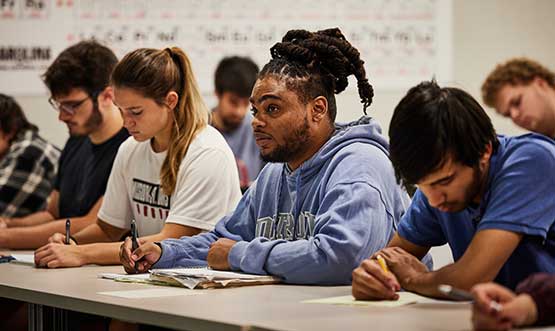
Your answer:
[154,116,410,285]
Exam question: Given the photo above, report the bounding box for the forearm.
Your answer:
[73,222,113,245]
[78,242,122,265]
[404,263,493,298]
[9,211,55,227]
[0,217,92,249]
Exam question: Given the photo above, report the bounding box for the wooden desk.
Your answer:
[0,261,475,331]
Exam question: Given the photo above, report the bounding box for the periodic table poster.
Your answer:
[0,0,452,95]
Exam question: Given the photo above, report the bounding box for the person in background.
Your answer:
[211,56,264,190]
[352,81,555,300]
[0,93,59,218]
[0,40,128,331]
[471,273,555,330]
[34,46,241,268]
[120,28,410,285]
[482,58,555,138]
[0,40,129,249]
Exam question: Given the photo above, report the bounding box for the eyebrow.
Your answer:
[113,102,142,111]
[250,94,283,104]
[429,173,454,186]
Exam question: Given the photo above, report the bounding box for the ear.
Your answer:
[480,142,493,168]
[310,96,328,123]
[165,91,179,111]
[97,86,114,108]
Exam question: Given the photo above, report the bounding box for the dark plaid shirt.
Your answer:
[0,130,60,217]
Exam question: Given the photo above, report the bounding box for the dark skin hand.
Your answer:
[207,238,237,270]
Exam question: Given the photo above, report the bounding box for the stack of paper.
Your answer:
[150,268,281,289]
[99,267,281,290]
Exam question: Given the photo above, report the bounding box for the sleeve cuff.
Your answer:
[152,241,175,269]
[228,241,249,271]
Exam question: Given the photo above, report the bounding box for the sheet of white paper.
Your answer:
[302,292,464,307]
[97,288,201,299]
[10,254,35,265]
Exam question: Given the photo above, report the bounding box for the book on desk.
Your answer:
[99,267,281,289]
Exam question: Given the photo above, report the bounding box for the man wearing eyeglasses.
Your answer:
[0,40,129,249]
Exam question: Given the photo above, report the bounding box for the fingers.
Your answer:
[351,260,399,300]
[472,283,515,314]
[472,304,513,330]
[48,233,66,244]
[133,242,159,262]
[119,237,135,270]
[360,258,400,291]
[34,246,60,268]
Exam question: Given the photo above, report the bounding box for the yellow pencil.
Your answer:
[376,254,389,274]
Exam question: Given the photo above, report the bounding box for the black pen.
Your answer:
[131,220,139,271]
[65,219,71,245]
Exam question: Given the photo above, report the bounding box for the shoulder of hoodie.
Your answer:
[325,141,394,185]
[251,141,393,190]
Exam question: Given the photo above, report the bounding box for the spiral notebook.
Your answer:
[99,267,281,289]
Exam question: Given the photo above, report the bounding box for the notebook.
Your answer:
[99,267,281,289]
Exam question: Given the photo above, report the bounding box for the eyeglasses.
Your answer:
[48,92,98,115]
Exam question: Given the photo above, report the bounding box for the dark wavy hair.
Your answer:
[215,56,259,98]
[0,94,37,139]
[389,80,499,189]
[259,28,374,122]
[42,40,118,98]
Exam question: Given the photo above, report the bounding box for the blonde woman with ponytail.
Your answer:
[34,47,241,269]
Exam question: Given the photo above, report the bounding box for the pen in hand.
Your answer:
[131,220,140,271]
[65,219,71,245]
[376,254,389,274]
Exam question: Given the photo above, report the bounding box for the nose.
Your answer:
[58,110,71,122]
[422,187,445,208]
[509,107,520,121]
[121,112,134,129]
[251,112,265,130]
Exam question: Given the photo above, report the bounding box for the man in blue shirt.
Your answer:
[211,56,264,190]
[352,80,555,300]
[120,28,410,285]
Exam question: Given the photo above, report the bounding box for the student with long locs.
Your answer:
[34,47,242,268]
[120,28,412,285]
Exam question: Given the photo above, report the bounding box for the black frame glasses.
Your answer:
[48,91,99,115]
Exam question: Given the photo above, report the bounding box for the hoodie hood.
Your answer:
[292,116,389,181]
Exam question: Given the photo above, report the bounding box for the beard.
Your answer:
[441,165,485,213]
[220,115,243,132]
[69,105,103,137]
[260,115,310,163]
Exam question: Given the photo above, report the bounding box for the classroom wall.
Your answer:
[13,0,555,148]
[6,0,555,267]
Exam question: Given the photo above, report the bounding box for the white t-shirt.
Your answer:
[98,125,242,236]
